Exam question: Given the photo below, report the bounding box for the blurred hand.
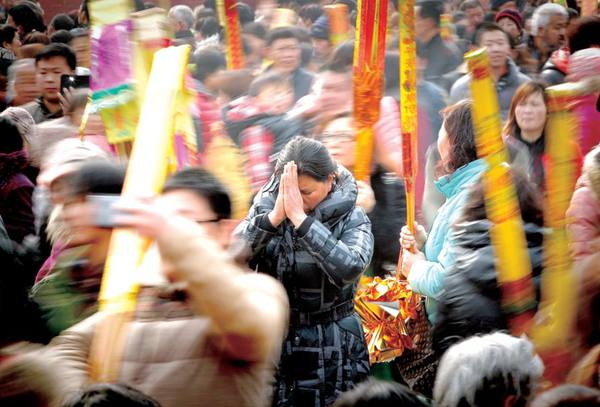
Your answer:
[112,197,170,240]
[356,180,375,213]
[282,161,307,227]
[268,176,287,227]
[374,97,403,175]
[401,249,425,278]
[400,223,427,251]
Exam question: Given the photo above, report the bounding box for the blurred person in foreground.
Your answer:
[567,46,600,157]
[450,22,530,120]
[434,332,544,407]
[332,378,430,407]
[30,160,125,337]
[432,170,544,355]
[0,347,67,407]
[400,100,486,324]
[46,168,288,407]
[236,137,374,407]
[530,384,600,407]
[567,146,600,357]
[6,58,39,107]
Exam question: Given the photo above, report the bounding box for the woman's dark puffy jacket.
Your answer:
[235,166,374,407]
[432,219,544,355]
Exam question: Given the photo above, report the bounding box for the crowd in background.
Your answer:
[0,0,599,406]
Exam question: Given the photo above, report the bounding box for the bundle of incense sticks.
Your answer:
[466,48,536,336]
[399,0,418,238]
[531,82,584,385]
[352,0,388,182]
[90,45,192,382]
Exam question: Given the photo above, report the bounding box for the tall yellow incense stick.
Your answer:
[398,0,417,237]
[530,83,580,385]
[217,0,244,69]
[466,48,535,335]
[352,0,388,182]
[89,45,192,382]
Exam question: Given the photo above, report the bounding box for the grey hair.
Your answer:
[434,332,544,407]
[6,58,35,103]
[168,5,195,30]
[531,3,568,36]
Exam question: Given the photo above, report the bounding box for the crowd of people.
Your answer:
[0,0,599,406]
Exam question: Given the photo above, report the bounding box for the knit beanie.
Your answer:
[310,14,329,40]
[495,9,523,30]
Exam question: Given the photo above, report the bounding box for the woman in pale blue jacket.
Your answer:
[400,100,486,323]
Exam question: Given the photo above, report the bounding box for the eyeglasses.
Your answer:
[195,218,220,225]
[318,132,355,142]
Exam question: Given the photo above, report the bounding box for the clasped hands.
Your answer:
[399,223,427,278]
[268,161,308,228]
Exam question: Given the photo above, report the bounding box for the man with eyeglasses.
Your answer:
[47,167,289,407]
[265,27,314,103]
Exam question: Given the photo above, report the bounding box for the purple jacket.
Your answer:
[0,151,34,243]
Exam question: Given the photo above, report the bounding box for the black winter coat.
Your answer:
[432,219,544,355]
[236,166,374,407]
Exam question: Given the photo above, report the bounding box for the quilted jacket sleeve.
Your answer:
[295,207,374,288]
[234,185,279,256]
[408,231,455,300]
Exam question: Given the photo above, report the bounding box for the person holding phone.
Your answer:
[30,160,125,337]
[22,43,76,124]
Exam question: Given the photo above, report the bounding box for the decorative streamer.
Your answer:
[217,0,244,69]
[530,82,583,385]
[354,1,422,365]
[352,0,388,182]
[89,45,193,382]
[324,4,350,47]
[399,0,418,238]
[465,48,535,335]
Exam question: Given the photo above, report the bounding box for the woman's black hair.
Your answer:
[49,14,76,32]
[457,168,544,226]
[275,136,336,182]
[438,99,479,176]
[0,117,24,153]
[0,25,18,48]
[7,3,45,35]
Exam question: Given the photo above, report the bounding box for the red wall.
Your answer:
[39,0,204,22]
